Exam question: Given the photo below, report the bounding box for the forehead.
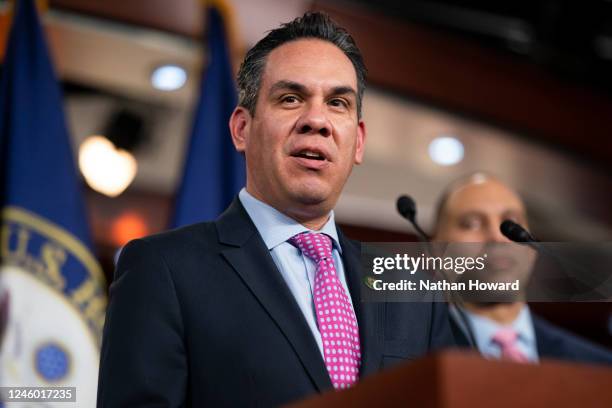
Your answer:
[445,180,525,216]
[261,39,358,90]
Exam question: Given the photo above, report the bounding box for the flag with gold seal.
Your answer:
[0,1,106,406]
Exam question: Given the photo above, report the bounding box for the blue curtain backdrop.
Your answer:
[171,6,245,228]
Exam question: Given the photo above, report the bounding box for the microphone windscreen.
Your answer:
[396,195,416,220]
[500,220,532,242]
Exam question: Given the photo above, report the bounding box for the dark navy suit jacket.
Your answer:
[450,311,612,366]
[97,198,455,407]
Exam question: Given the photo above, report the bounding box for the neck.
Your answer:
[245,186,332,230]
[464,302,525,325]
[291,213,329,231]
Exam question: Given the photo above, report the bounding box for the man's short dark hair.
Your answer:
[236,12,367,118]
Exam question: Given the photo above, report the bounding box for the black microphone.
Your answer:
[396,195,430,241]
[500,220,538,243]
[396,195,477,348]
[499,220,608,300]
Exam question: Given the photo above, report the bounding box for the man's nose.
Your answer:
[296,103,332,137]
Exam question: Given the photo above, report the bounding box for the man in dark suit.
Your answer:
[433,172,612,365]
[97,12,454,407]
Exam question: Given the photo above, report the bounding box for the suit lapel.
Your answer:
[216,199,333,391]
[338,230,384,378]
[448,315,472,348]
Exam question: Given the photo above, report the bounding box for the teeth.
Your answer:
[303,151,321,158]
[294,149,326,161]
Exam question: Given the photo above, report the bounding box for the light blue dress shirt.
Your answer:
[238,188,355,358]
[450,305,539,362]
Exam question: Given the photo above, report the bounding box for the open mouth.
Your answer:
[290,148,331,170]
[292,150,327,161]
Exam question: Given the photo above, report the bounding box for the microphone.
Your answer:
[396,195,430,241]
[396,194,477,348]
[500,220,537,243]
[499,220,606,300]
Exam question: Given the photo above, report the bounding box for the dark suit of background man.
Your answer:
[97,12,454,407]
[432,172,612,365]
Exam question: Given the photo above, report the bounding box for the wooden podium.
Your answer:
[288,351,612,408]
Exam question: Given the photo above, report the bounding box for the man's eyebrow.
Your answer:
[502,209,526,220]
[456,210,484,218]
[269,80,309,95]
[268,81,357,98]
[330,86,357,98]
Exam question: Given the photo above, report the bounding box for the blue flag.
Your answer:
[0,1,105,404]
[171,6,245,227]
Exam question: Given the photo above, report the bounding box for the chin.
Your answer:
[288,181,333,207]
[292,190,328,206]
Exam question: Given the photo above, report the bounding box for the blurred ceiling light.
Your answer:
[151,64,187,91]
[78,136,138,197]
[428,136,464,166]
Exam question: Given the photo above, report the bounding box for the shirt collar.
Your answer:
[238,188,342,253]
[452,304,536,348]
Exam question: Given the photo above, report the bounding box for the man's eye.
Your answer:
[281,95,300,104]
[329,98,348,108]
[504,215,521,225]
[459,217,482,230]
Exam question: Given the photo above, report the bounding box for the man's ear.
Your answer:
[229,106,251,153]
[354,120,367,165]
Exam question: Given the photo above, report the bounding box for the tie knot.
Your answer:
[289,232,333,263]
[491,328,519,347]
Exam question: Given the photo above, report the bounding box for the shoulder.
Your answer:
[140,221,217,250]
[533,315,612,365]
[115,221,219,279]
[124,220,221,257]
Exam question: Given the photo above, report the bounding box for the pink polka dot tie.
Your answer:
[492,328,529,363]
[289,232,361,389]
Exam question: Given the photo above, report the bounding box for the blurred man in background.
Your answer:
[433,172,612,365]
